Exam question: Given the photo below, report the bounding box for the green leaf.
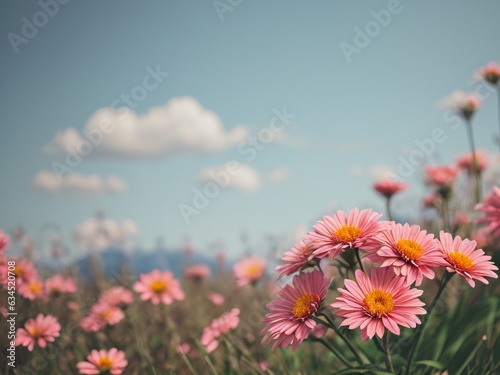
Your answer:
[415,360,445,370]
[330,366,394,375]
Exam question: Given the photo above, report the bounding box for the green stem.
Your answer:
[405,273,453,375]
[384,332,395,373]
[320,312,364,366]
[497,87,500,152]
[355,248,365,273]
[465,118,482,204]
[385,197,393,222]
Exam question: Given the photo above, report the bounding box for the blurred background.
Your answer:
[1,0,500,272]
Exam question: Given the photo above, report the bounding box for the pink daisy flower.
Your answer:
[307,208,386,260]
[456,150,487,174]
[18,276,45,300]
[233,256,266,286]
[99,286,134,306]
[261,270,330,351]
[2,258,37,287]
[275,239,316,279]
[184,264,211,281]
[425,166,458,187]
[80,302,125,333]
[438,231,498,288]
[373,178,407,199]
[374,223,442,286]
[207,292,225,306]
[475,186,500,237]
[0,230,10,252]
[16,314,61,351]
[45,274,77,295]
[133,269,185,305]
[200,308,240,353]
[331,267,426,340]
[77,348,128,375]
[439,91,482,120]
[474,62,500,85]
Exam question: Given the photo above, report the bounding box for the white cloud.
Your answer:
[349,164,396,180]
[44,96,248,159]
[369,165,396,180]
[73,216,138,250]
[267,168,290,184]
[33,171,127,195]
[198,163,262,192]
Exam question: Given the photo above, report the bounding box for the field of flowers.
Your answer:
[1,63,500,375]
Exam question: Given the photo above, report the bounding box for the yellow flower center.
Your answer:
[448,252,474,271]
[27,327,39,338]
[96,356,113,370]
[99,309,112,321]
[364,289,394,318]
[395,239,424,262]
[28,283,41,293]
[245,264,262,278]
[334,225,361,243]
[292,293,320,319]
[13,266,23,277]
[150,280,167,293]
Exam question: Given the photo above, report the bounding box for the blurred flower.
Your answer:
[133,269,185,305]
[0,230,10,252]
[77,348,128,375]
[233,256,266,286]
[474,62,500,85]
[473,226,492,249]
[475,186,500,237]
[439,91,482,120]
[80,302,125,332]
[425,166,458,187]
[307,208,385,260]
[184,264,211,281]
[457,150,487,175]
[177,343,191,355]
[207,292,224,306]
[261,270,330,351]
[16,314,61,351]
[423,193,441,208]
[18,277,45,300]
[373,222,442,286]
[2,258,37,287]
[332,267,426,340]
[275,239,316,279]
[438,231,498,288]
[45,274,77,296]
[373,178,407,199]
[454,211,471,227]
[311,323,328,339]
[99,286,134,306]
[67,301,79,311]
[201,308,240,353]
[258,361,269,371]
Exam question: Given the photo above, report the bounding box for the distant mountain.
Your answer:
[72,247,219,281]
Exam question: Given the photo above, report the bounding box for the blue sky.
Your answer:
[1,0,499,260]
